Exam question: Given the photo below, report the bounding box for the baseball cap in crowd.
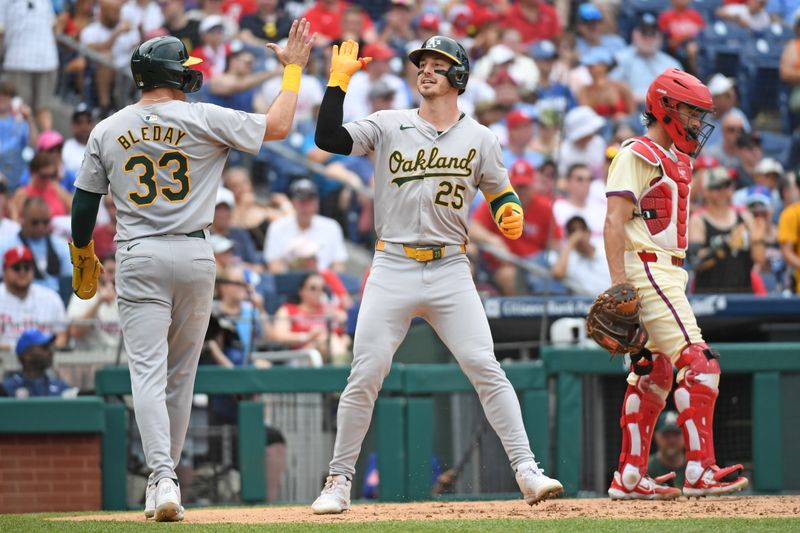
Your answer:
[655,411,681,434]
[216,187,235,208]
[694,154,719,170]
[72,102,98,122]
[507,109,534,129]
[743,185,773,210]
[509,159,536,187]
[488,44,515,65]
[362,43,395,61]
[754,157,784,176]
[581,47,614,67]
[209,234,235,254]
[417,12,440,31]
[289,178,319,199]
[530,40,557,61]
[578,3,603,22]
[3,245,33,269]
[563,106,605,142]
[637,12,659,35]
[707,74,735,97]
[736,131,762,149]
[36,130,65,151]
[703,166,734,189]
[15,329,55,358]
[199,15,225,34]
[368,80,396,100]
[489,69,518,87]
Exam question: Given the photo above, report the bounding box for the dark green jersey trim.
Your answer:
[489,191,521,218]
[71,188,103,248]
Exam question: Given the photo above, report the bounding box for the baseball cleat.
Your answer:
[608,471,681,500]
[682,465,749,497]
[311,475,351,514]
[154,478,184,522]
[515,461,564,505]
[144,480,156,519]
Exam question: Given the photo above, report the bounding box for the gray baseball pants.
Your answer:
[115,234,216,484]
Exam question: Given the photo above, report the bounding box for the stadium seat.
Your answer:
[691,0,723,23]
[736,38,783,119]
[698,20,751,79]
[618,0,671,39]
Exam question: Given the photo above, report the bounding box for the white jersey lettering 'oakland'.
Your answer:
[344,109,510,244]
[76,101,266,241]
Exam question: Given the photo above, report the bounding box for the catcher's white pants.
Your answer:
[328,247,536,479]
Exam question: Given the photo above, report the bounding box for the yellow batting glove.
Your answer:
[496,204,524,240]
[69,240,103,300]
[328,40,372,92]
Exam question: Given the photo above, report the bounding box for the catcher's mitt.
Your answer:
[586,283,648,356]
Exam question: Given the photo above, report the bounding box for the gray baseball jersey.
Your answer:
[76,101,266,242]
[344,109,510,245]
[75,100,265,488]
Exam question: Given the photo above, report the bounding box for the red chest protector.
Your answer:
[624,136,693,252]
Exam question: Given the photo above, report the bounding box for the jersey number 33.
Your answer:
[125,150,190,206]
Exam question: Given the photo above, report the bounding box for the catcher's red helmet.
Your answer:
[646,68,714,157]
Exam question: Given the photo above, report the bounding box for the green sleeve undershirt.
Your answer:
[71,188,102,247]
[489,192,521,220]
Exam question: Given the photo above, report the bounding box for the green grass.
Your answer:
[2,515,800,533]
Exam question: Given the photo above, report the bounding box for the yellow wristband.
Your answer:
[281,64,302,93]
[327,72,351,92]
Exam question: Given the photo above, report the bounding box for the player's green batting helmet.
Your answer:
[130,36,204,93]
[408,36,470,94]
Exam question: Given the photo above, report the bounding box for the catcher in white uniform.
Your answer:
[588,68,748,499]
[310,36,563,514]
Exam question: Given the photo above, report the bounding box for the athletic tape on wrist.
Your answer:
[281,64,302,94]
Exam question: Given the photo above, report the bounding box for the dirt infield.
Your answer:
[56,495,800,524]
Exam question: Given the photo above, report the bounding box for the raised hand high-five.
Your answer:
[328,40,373,92]
[266,18,317,69]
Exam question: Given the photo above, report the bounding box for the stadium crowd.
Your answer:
[2,0,800,369]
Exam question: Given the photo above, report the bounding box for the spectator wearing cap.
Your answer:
[80,0,141,114]
[704,112,748,169]
[734,158,785,218]
[238,0,292,48]
[0,246,67,350]
[689,166,767,294]
[208,48,277,112]
[500,0,562,44]
[778,184,800,293]
[17,130,78,193]
[732,131,764,188]
[658,0,705,75]
[780,11,800,127]
[549,215,610,296]
[302,0,375,45]
[379,0,417,55]
[415,12,441,43]
[190,15,234,80]
[718,0,771,31]
[212,187,264,272]
[575,3,627,58]
[186,0,239,40]
[577,48,635,121]
[690,155,720,207]
[557,106,607,181]
[0,0,59,131]
[158,0,202,52]
[529,41,577,117]
[469,160,562,295]
[647,411,686,488]
[0,329,76,398]
[11,152,71,221]
[704,74,751,151]
[264,179,348,273]
[610,13,681,104]
[553,163,606,248]
[342,42,410,122]
[737,184,782,291]
[62,104,97,177]
[489,69,523,111]
[1,196,72,293]
[501,110,545,170]
[0,81,38,191]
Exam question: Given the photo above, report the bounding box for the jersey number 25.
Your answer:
[125,151,190,206]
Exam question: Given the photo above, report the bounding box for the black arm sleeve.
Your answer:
[71,188,103,247]
[314,86,354,155]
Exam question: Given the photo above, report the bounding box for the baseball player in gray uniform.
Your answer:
[69,22,315,521]
[310,37,563,514]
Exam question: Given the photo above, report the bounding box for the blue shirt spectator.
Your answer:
[0,82,31,191]
[1,329,74,398]
[575,3,628,58]
[766,0,800,24]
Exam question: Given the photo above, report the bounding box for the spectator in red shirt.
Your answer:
[469,160,562,295]
[501,0,562,44]
[658,0,705,74]
[302,0,374,45]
